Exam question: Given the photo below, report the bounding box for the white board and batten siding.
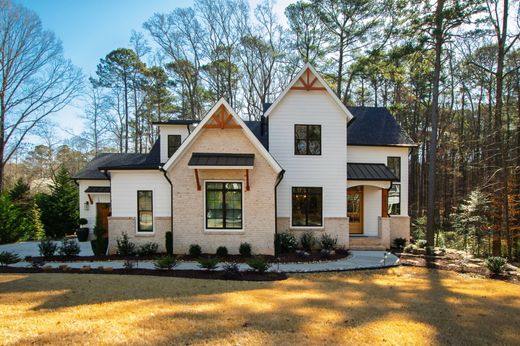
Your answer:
[159,125,191,163]
[348,145,410,218]
[269,90,347,220]
[110,171,171,221]
[78,179,110,229]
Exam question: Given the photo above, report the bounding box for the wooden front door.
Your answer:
[347,187,363,234]
[96,203,111,236]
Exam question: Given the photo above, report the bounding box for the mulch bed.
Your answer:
[0,266,287,281]
[397,251,520,285]
[25,249,350,264]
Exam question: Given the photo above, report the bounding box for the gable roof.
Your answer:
[163,98,282,173]
[263,63,353,121]
[347,107,416,147]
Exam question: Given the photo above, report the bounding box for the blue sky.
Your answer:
[16,0,292,145]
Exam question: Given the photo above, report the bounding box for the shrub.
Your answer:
[222,262,240,275]
[485,256,507,275]
[137,242,159,256]
[403,244,416,253]
[58,238,80,256]
[123,259,134,270]
[216,246,228,257]
[116,232,136,256]
[79,218,88,226]
[300,232,316,252]
[239,242,252,257]
[90,215,108,256]
[425,246,434,256]
[154,255,178,270]
[276,232,297,253]
[165,231,173,256]
[189,244,202,257]
[415,239,428,249]
[247,256,271,273]
[39,238,58,257]
[0,251,21,266]
[320,234,337,250]
[197,257,219,270]
[393,237,407,249]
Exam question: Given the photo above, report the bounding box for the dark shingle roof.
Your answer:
[152,119,201,125]
[84,186,111,193]
[73,153,148,180]
[244,120,268,148]
[347,163,398,181]
[347,107,416,146]
[188,153,255,167]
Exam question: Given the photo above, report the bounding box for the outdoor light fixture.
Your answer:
[84,201,90,211]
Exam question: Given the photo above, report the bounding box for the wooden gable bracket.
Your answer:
[290,68,326,91]
[87,194,93,204]
[194,169,201,191]
[245,169,250,191]
[203,105,241,129]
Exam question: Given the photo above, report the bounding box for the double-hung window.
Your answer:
[206,182,243,229]
[295,124,321,155]
[292,187,323,227]
[137,190,153,232]
[387,157,401,215]
[168,135,182,158]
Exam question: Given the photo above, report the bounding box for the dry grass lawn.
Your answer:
[0,267,519,345]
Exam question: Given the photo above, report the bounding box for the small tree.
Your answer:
[91,215,108,256]
[0,194,20,244]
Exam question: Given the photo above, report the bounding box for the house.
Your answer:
[73,64,416,255]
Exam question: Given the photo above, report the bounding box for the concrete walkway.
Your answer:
[1,240,399,273]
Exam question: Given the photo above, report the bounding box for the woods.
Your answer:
[0,0,518,259]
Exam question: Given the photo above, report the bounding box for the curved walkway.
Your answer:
[2,241,399,273]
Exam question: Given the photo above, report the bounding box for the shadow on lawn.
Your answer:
[1,268,519,345]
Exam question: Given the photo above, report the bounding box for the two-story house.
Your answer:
[73,64,415,255]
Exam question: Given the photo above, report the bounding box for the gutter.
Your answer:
[160,166,174,238]
[274,169,285,243]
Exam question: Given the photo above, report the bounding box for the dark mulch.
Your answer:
[26,249,350,264]
[0,266,287,281]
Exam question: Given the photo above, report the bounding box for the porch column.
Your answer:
[381,188,389,217]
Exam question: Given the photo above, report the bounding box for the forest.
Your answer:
[0,0,519,259]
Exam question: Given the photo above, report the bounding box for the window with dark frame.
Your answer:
[292,187,323,227]
[168,135,182,158]
[387,156,401,181]
[206,182,242,229]
[295,124,321,155]
[137,190,153,232]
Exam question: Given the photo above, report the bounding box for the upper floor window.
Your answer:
[295,124,321,155]
[387,156,401,181]
[168,135,182,158]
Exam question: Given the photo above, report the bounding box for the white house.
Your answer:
[73,64,416,255]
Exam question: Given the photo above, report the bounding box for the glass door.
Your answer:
[347,187,363,234]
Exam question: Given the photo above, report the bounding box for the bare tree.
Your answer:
[0,0,83,191]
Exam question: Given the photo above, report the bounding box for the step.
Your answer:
[349,236,383,247]
[349,245,387,251]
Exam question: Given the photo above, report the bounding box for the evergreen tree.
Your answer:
[0,194,20,244]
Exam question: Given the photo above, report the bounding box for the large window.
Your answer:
[292,187,323,227]
[388,184,401,215]
[295,124,321,155]
[137,190,153,233]
[206,182,243,229]
[168,135,182,158]
[387,157,401,180]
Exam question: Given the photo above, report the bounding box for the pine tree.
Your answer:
[0,194,20,244]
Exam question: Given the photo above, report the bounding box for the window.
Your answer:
[137,190,153,232]
[168,135,182,158]
[292,187,323,227]
[295,124,321,155]
[205,182,242,229]
[387,156,401,181]
[388,184,401,215]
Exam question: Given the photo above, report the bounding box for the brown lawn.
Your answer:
[0,267,519,345]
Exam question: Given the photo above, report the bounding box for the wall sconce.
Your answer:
[84,201,90,211]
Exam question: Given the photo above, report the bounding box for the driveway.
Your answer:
[0,240,94,258]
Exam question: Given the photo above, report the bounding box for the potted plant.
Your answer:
[76,218,89,242]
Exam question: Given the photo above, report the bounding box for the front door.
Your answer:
[347,187,363,234]
[96,203,111,237]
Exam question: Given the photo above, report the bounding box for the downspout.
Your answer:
[103,169,112,207]
[274,169,285,239]
[160,167,174,236]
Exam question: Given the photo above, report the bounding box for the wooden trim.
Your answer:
[245,169,250,191]
[203,105,242,129]
[194,169,201,191]
[290,68,326,91]
[382,188,389,218]
[87,194,93,204]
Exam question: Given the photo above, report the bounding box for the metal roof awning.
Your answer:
[188,153,255,169]
[347,163,398,181]
[84,186,111,193]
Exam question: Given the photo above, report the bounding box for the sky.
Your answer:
[16,0,293,145]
